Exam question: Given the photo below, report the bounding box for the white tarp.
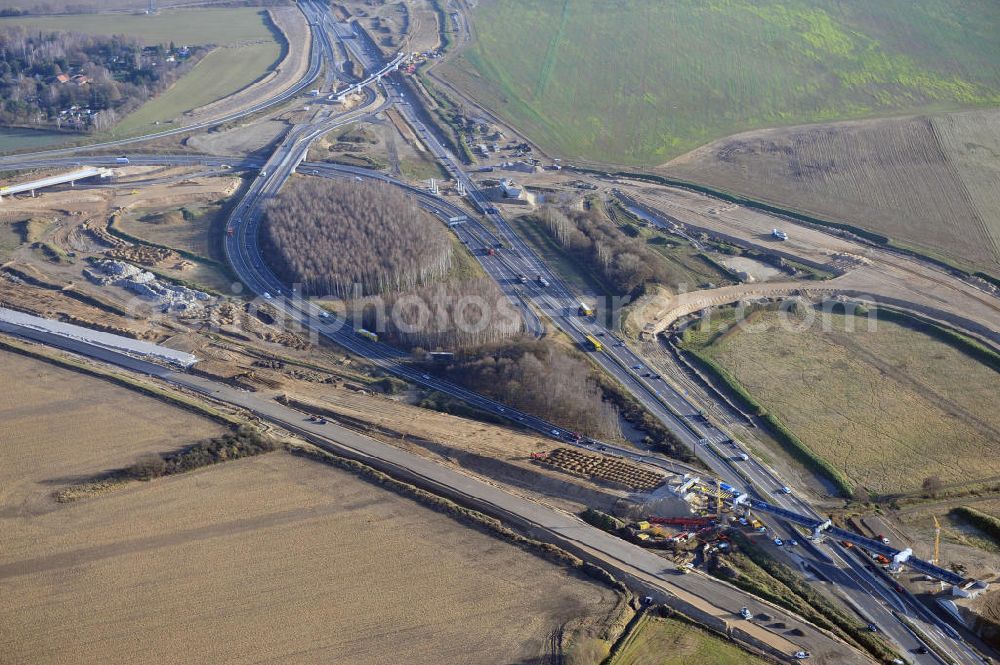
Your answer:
[0,307,198,368]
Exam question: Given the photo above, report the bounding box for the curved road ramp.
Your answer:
[0,307,197,369]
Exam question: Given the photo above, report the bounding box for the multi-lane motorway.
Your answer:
[218,14,982,664]
[0,4,989,664]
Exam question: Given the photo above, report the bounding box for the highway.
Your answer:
[0,6,988,664]
[278,17,985,664]
[0,313,869,665]
[0,1,328,164]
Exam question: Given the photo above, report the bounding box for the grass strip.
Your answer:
[682,347,854,497]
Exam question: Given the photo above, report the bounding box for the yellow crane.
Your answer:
[932,515,941,566]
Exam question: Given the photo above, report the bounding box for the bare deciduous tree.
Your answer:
[261,178,454,298]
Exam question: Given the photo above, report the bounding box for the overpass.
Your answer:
[0,166,110,199]
[744,498,969,586]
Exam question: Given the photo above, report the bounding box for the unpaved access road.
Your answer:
[0,328,869,665]
[624,183,1000,348]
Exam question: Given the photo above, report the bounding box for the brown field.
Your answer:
[702,310,1000,495]
[0,350,622,665]
[664,109,1000,276]
[931,109,1000,262]
[0,348,226,511]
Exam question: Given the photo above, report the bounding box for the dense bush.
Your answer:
[127,427,275,480]
[261,178,453,298]
[580,507,625,532]
[952,506,1000,542]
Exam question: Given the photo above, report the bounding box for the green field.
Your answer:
[611,615,768,665]
[692,308,1000,495]
[0,127,73,153]
[112,42,280,134]
[0,8,282,136]
[0,8,276,46]
[442,0,1000,165]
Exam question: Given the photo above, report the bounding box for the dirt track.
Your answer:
[181,7,310,126]
[624,183,1000,347]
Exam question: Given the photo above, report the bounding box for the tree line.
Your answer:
[536,205,674,296]
[0,26,204,131]
[261,178,454,298]
[434,338,621,441]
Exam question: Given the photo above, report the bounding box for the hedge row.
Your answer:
[952,506,1000,542]
[582,166,1000,289]
[729,532,899,663]
[289,445,631,596]
[684,349,854,497]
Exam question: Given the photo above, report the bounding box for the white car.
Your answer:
[263,292,272,300]
[793,651,810,660]
[773,538,783,546]
[551,429,560,436]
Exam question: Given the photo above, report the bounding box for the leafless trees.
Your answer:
[261,178,454,298]
[358,277,524,350]
[441,339,621,440]
[537,206,674,295]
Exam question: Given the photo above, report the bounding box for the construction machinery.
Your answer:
[649,516,713,528]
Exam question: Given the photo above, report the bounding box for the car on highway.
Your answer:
[263,292,272,299]
[793,651,810,660]
[550,429,560,436]
[773,538,783,546]
[787,539,798,547]
[866,623,878,632]
[780,486,792,494]
[916,646,928,655]
[739,607,752,620]
[421,374,431,380]
[631,364,642,370]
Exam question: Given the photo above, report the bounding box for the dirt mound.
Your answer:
[141,210,185,225]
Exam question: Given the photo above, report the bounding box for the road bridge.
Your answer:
[0,167,109,199]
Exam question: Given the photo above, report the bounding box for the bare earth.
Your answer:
[0,348,225,513]
[623,182,1000,348]
[0,351,622,665]
[664,109,1000,275]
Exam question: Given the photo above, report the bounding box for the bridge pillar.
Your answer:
[811,519,832,541]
